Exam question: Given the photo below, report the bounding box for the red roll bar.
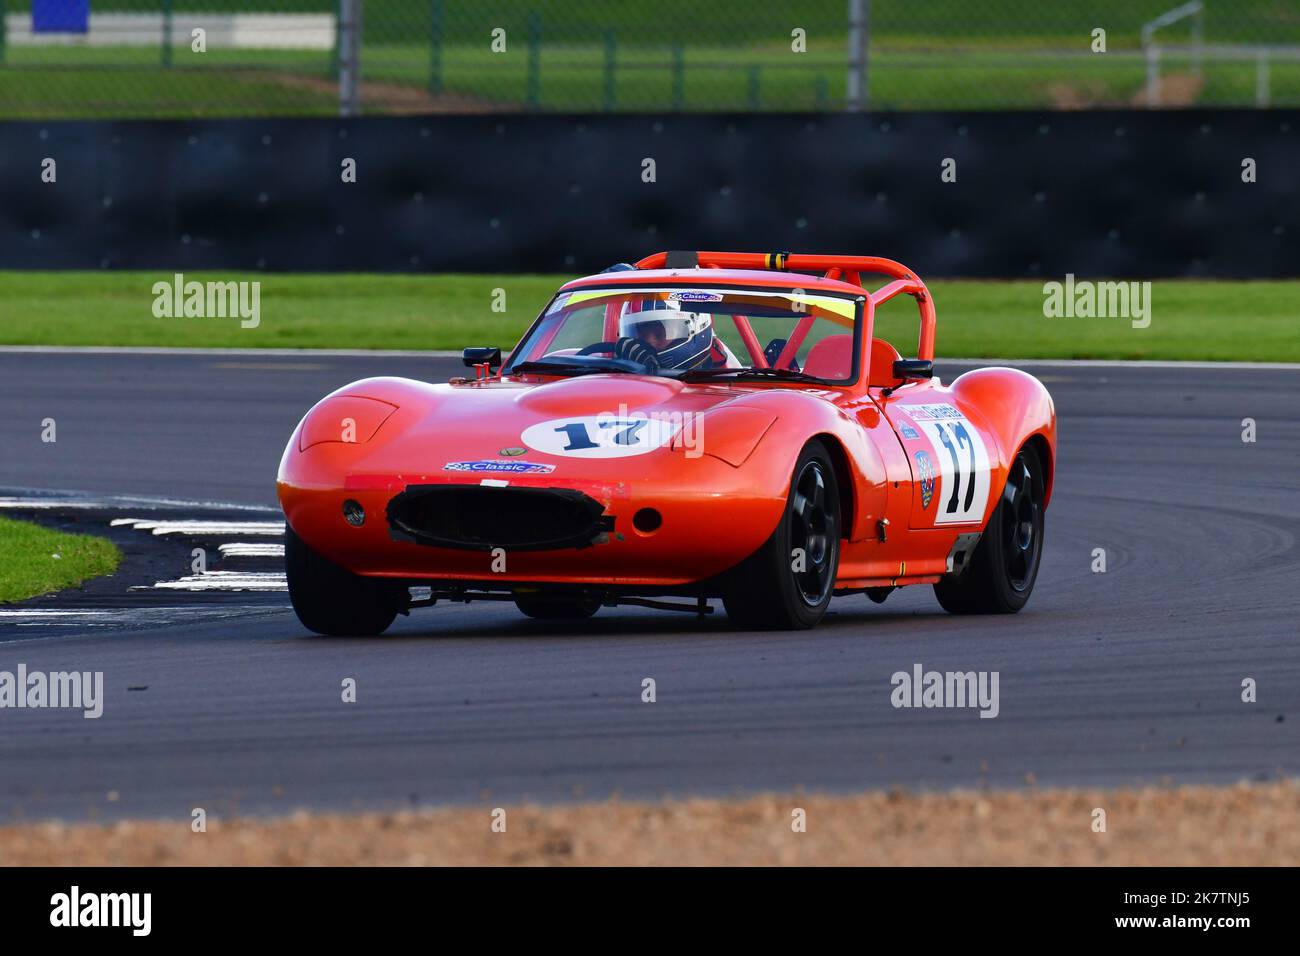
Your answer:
[633,251,935,361]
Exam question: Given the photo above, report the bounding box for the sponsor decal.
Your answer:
[900,425,921,440]
[669,290,724,303]
[915,451,936,509]
[522,414,680,459]
[444,459,555,474]
[907,402,964,421]
[499,447,526,456]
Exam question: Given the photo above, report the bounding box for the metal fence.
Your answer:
[3,1,1300,119]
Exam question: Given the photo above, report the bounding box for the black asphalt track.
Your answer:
[0,351,1296,820]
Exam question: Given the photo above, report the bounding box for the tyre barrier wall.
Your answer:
[0,110,1295,277]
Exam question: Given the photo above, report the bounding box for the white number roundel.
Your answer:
[521,415,680,458]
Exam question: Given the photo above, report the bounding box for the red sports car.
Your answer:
[277,251,1056,634]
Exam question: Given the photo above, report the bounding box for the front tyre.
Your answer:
[285,524,403,635]
[933,443,1045,614]
[723,440,841,630]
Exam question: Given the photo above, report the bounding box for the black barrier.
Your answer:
[0,111,1296,277]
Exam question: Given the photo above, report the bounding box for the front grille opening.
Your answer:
[387,484,614,552]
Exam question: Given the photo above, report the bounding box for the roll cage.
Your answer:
[633,250,937,371]
[498,251,935,392]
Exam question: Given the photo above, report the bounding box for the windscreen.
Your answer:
[506,285,862,383]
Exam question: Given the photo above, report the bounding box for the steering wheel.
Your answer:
[578,338,661,372]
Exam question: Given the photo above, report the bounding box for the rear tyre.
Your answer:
[285,524,403,635]
[513,594,601,619]
[933,443,1045,614]
[722,440,841,630]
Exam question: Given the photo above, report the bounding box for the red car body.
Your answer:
[277,252,1056,631]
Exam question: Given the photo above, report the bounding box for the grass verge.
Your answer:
[0,516,122,605]
[8,48,1290,115]
[2,271,1298,361]
[1,781,1295,865]
[4,0,1300,116]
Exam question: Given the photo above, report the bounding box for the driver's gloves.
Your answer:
[615,336,661,371]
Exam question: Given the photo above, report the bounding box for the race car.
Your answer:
[277,251,1056,635]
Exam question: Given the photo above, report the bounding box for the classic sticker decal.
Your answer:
[669,291,724,303]
[914,451,936,509]
[444,459,556,474]
[521,414,681,459]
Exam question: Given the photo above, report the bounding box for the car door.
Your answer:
[880,390,997,531]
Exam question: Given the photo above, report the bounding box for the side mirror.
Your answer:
[892,358,933,381]
[462,347,502,369]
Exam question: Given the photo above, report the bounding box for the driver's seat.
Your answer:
[868,338,903,388]
[802,335,852,379]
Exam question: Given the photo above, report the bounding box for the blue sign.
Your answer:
[33,1,91,35]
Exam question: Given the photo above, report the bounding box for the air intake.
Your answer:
[386,484,613,552]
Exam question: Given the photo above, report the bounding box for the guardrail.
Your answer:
[1145,42,1300,107]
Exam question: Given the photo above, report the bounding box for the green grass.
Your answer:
[1,270,1295,361]
[0,515,122,604]
[5,43,1300,116]
[0,271,561,349]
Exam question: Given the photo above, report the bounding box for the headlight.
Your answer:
[672,406,776,467]
[298,395,398,451]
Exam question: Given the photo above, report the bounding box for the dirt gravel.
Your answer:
[2,781,1295,866]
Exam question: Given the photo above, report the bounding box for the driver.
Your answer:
[614,299,714,371]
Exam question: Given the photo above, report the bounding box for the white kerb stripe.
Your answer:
[218,543,286,557]
[134,572,288,592]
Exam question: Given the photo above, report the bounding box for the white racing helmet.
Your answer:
[619,298,714,370]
